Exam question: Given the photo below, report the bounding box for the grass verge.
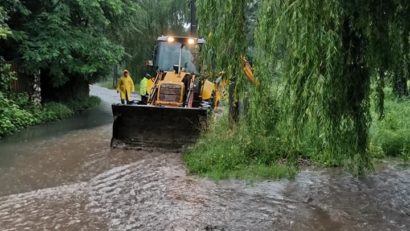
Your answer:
[370,96,410,161]
[183,115,298,180]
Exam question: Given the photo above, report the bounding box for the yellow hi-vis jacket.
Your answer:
[116,75,135,100]
[140,77,148,96]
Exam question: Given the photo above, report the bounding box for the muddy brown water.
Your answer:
[0,86,409,230]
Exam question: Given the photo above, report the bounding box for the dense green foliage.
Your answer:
[0,5,14,91]
[185,0,410,178]
[1,0,134,88]
[0,6,10,38]
[0,57,15,92]
[1,0,190,92]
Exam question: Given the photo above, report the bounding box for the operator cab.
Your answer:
[154,35,205,74]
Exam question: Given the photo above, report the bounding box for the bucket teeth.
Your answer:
[111,104,208,150]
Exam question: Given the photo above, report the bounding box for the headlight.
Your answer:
[167,36,175,43]
[187,38,195,45]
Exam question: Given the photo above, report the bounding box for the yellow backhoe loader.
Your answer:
[111,36,218,150]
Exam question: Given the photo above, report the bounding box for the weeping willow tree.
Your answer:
[253,0,410,172]
[267,1,370,171]
[192,0,410,176]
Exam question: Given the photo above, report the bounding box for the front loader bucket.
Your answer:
[111,104,208,150]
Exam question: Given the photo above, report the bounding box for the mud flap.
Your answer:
[111,104,208,150]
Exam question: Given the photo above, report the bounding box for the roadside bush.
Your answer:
[0,59,16,92]
[34,102,74,122]
[0,93,36,136]
[0,95,101,137]
[6,92,33,108]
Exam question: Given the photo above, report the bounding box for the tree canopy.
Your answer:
[0,0,190,99]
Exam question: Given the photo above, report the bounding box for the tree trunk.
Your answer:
[228,79,239,126]
[376,69,385,120]
[393,72,408,98]
[30,70,42,106]
[341,13,371,174]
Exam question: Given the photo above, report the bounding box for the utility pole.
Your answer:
[190,0,197,35]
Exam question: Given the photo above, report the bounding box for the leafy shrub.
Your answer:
[9,92,32,108]
[0,95,101,137]
[0,58,16,92]
[0,93,36,136]
[34,102,74,123]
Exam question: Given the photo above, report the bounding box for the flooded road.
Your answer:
[0,86,409,230]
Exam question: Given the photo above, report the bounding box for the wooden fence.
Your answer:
[7,62,33,93]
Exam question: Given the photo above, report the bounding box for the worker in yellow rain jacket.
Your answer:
[116,70,135,104]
